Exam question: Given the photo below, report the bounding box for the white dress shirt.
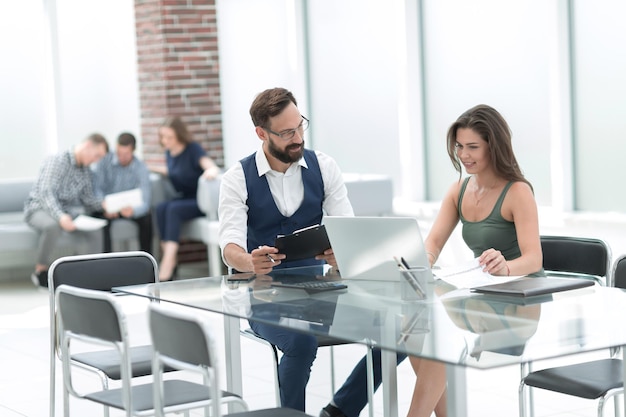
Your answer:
[218,147,354,261]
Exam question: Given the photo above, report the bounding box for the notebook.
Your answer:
[470,276,594,297]
[323,216,431,281]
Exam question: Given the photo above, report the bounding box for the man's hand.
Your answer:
[59,214,76,232]
[316,248,337,268]
[252,245,285,274]
[120,206,134,218]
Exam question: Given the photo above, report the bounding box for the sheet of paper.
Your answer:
[73,215,107,231]
[434,258,520,289]
[104,188,142,213]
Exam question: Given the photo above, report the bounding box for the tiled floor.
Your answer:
[0,262,622,417]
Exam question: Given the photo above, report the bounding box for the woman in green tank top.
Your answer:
[406,105,544,417]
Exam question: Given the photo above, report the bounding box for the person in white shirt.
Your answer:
[218,88,405,416]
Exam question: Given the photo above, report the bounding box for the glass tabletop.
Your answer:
[114,265,626,370]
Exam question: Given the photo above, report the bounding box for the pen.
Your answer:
[258,246,275,263]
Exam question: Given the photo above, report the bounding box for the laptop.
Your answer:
[323,216,431,281]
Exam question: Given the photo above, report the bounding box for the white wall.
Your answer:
[4,0,626,214]
[0,0,141,180]
[216,0,308,168]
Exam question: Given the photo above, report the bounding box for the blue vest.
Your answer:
[241,149,325,269]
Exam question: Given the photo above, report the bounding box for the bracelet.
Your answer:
[505,263,510,276]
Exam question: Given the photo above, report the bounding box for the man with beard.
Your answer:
[217,87,354,411]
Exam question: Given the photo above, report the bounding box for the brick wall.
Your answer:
[134,0,223,170]
[134,0,224,264]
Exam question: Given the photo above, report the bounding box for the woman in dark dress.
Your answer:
[155,116,220,281]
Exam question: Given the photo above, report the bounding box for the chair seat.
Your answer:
[85,379,241,412]
[71,345,155,380]
[228,408,315,417]
[523,358,623,399]
[71,345,175,380]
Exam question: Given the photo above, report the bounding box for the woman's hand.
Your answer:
[479,248,509,276]
[202,165,220,179]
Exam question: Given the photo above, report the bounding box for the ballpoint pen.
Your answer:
[258,245,275,263]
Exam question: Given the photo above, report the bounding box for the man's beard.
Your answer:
[268,137,305,164]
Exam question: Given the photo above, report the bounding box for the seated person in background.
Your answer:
[219,87,404,415]
[92,132,153,254]
[406,104,544,417]
[24,133,109,287]
[153,116,220,281]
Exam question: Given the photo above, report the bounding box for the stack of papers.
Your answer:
[104,188,142,213]
[434,258,519,289]
[435,258,595,298]
[73,215,107,231]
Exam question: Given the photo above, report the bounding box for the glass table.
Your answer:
[114,265,626,417]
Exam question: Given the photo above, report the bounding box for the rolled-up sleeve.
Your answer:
[316,151,354,217]
[218,163,250,258]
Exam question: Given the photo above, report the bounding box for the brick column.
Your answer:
[134,0,223,169]
[134,0,223,266]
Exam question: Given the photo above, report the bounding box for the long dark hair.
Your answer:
[446,104,531,188]
[160,116,193,145]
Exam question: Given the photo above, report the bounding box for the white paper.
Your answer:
[73,215,107,231]
[434,258,520,289]
[104,188,142,213]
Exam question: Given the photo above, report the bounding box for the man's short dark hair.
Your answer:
[249,87,298,129]
[117,132,136,150]
[86,133,109,153]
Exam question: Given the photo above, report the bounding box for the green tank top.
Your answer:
[458,177,544,277]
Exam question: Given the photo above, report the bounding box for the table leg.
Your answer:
[223,314,243,409]
[446,364,467,416]
[381,348,398,417]
[622,347,626,416]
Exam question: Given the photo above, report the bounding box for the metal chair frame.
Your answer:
[150,302,316,417]
[519,245,623,417]
[48,251,169,417]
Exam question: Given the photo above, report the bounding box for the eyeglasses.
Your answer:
[264,116,309,141]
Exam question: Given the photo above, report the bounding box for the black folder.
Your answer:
[274,224,332,261]
[470,277,594,297]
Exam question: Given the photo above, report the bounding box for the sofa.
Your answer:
[0,172,393,281]
[0,175,160,274]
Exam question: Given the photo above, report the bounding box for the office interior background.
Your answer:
[2,0,626,251]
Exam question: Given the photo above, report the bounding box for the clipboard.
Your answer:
[274,224,331,262]
[470,276,594,297]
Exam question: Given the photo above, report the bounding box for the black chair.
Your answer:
[48,251,175,417]
[519,236,612,417]
[540,235,611,285]
[149,302,315,417]
[518,253,626,417]
[56,284,248,416]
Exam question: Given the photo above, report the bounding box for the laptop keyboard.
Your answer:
[270,281,348,293]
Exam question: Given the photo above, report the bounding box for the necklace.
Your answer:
[473,180,497,206]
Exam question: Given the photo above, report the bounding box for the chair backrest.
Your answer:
[49,251,158,364]
[197,176,221,220]
[149,303,215,369]
[57,285,125,344]
[48,251,158,291]
[149,303,221,417]
[540,236,611,283]
[611,254,626,289]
